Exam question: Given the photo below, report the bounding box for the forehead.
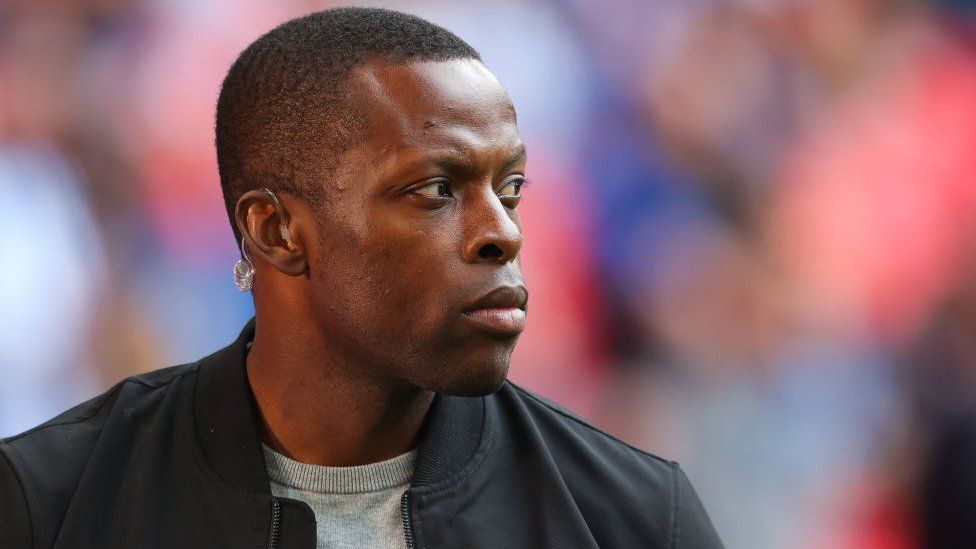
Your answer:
[348,59,521,164]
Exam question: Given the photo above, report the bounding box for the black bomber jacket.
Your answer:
[0,319,724,548]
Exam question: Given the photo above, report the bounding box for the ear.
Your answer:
[234,189,307,277]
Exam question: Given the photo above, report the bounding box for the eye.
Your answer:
[497,175,526,207]
[412,179,451,199]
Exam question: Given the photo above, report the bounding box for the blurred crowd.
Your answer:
[2,0,975,547]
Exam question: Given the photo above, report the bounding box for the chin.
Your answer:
[433,359,510,397]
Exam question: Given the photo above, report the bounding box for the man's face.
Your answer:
[303,59,527,396]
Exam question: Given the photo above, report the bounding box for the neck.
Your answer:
[246,313,434,467]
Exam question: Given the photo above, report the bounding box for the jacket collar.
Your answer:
[193,317,485,493]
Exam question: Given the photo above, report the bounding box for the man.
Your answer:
[0,8,722,548]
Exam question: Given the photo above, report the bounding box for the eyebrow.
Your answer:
[381,144,528,193]
[411,144,526,174]
[500,146,527,172]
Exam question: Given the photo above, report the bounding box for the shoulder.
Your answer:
[491,381,724,548]
[2,362,197,449]
[0,363,198,548]
[497,380,673,473]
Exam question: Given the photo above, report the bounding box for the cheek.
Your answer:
[372,226,455,317]
[317,215,459,340]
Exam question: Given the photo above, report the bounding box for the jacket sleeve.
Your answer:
[672,462,724,549]
[0,446,33,549]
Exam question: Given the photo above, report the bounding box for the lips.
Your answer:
[462,286,528,335]
[465,286,528,312]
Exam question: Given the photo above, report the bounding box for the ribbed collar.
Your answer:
[193,317,486,495]
[263,444,417,494]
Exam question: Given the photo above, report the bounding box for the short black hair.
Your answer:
[215,7,481,242]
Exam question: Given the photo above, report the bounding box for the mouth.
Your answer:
[462,286,528,336]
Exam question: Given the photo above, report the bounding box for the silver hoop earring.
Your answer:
[233,237,255,292]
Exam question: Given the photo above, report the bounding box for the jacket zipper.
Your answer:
[401,492,415,549]
[268,497,281,549]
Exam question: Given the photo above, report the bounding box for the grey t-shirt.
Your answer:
[262,444,417,549]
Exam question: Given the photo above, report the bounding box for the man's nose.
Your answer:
[461,192,523,264]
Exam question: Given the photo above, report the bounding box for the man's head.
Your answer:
[216,8,528,396]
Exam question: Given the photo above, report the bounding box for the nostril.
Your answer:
[478,243,504,259]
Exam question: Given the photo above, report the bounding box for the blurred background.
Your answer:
[2,0,976,547]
